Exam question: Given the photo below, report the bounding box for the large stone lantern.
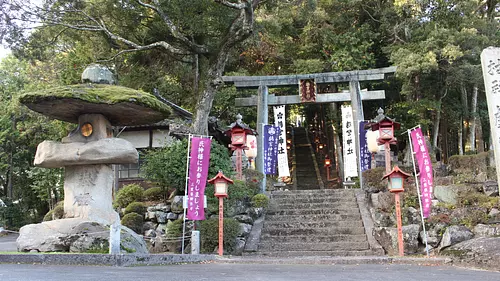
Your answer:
[16,65,171,252]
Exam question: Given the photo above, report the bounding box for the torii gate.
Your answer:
[223,66,396,191]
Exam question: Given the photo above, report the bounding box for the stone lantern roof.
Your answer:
[19,64,171,126]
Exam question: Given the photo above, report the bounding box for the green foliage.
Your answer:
[143,187,166,202]
[457,190,492,208]
[199,218,240,254]
[459,208,489,228]
[165,219,183,239]
[113,184,144,209]
[251,193,269,208]
[0,198,27,229]
[124,202,147,216]
[43,202,64,222]
[121,213,144,234]
[205,179,259,215]
[141,139,233,193]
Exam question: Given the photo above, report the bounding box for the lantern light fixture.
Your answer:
[382,166,411,193]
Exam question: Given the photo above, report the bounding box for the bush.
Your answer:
[251,193,269,208]
[114,184,144,209]
[243,169,264,191]
[143,187,166,201]
[205,179,259,214]
[165,218,183,239]
[121,212,144,234]
[199,218,240,254]
[141,139,233,193]
[43,203,64,221]
[124,202,147,215]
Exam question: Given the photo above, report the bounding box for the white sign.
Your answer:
[481,47,500,191]
[342,105,358,180]
[273,106,290,177]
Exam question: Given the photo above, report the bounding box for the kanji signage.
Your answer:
[273,106,290,177]
[359,121,371,172]
[342,105,358,180]
[186,137,212,221]
[410,128,433,218]
[263,125,280,175]
[481,47,500,192]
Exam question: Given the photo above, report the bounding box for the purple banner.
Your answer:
[410,128,433,218]
[186,137,212,221]
[263,125,280,175]
[359,121,371,172]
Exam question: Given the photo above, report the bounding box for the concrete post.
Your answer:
[191,230,200,255]
[109,219,121,254]
[256,85,269,193]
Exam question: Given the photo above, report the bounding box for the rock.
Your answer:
[403,207,421,225]
[233,214,254,225]
[442,237,500,270]
[371,209,394,227]
[475,172,488,183]
[143,221,155,231]
[226,201,247,217]
[473,224,500,237]
[155,203,171,212]
[232,238,246,256]
[149,235,168,253]
[489,208,500,217]
[144,229,156,238]
[238,223,252,237]
[155,211,168,223]
[483,181,499,197]
[439,225,474,250]
[17,219,148,254]
[370,192,394,211]
[166,212,178,220]
[146,211,156,221]
[34,138,138,168]
[156,223,167,234]
[170,196,184,214]
[420,230,441,248]
[433,185,459,205]
[403,224,421,254]
[373,225,421,255]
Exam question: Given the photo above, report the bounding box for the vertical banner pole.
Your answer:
[181,134,193,255]
[408,127,430,257]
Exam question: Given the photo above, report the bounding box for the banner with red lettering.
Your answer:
[410,128,433,218]
[186,137,212,220]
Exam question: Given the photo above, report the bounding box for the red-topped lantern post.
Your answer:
[369,108,401,175]
[225,114,256,180]
[382,166,412,256]
[324,155,332,181]
[208,171,233,256]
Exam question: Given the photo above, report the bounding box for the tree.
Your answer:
[1,0,262,135]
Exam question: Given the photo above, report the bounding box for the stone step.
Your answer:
[272,208,360,216]
[258,241,370,251]
[272,197,356,204]
[245,250,376,257]
[260,234,368,243]
[263,220,363,229]
[276,202,359,210]
[265,214,361,222]
[261,226,366,236]
[271,194,352,202]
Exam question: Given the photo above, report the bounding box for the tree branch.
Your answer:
[214,0,246,9]
[136,0,208,54]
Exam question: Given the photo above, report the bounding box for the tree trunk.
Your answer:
[469,84,478,153]
[432,102,441,149]
[458,118,464,155]
[477,117,484,153]
[460,85,469,152]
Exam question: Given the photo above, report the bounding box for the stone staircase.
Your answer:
[293,127,322,190]
[254,189,378,256]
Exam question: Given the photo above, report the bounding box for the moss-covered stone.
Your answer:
[19,84,171,126]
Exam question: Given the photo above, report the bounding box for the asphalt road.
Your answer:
[0,263,499,281]
[0,234,18,252]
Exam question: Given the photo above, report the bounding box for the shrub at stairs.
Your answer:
[121,212,144,234]
[252,193,269,208]
[199,218,240,254]
[141,139,233,194]
[114,184,144,209]
[165,218,184,253]
[124,202,147,215]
